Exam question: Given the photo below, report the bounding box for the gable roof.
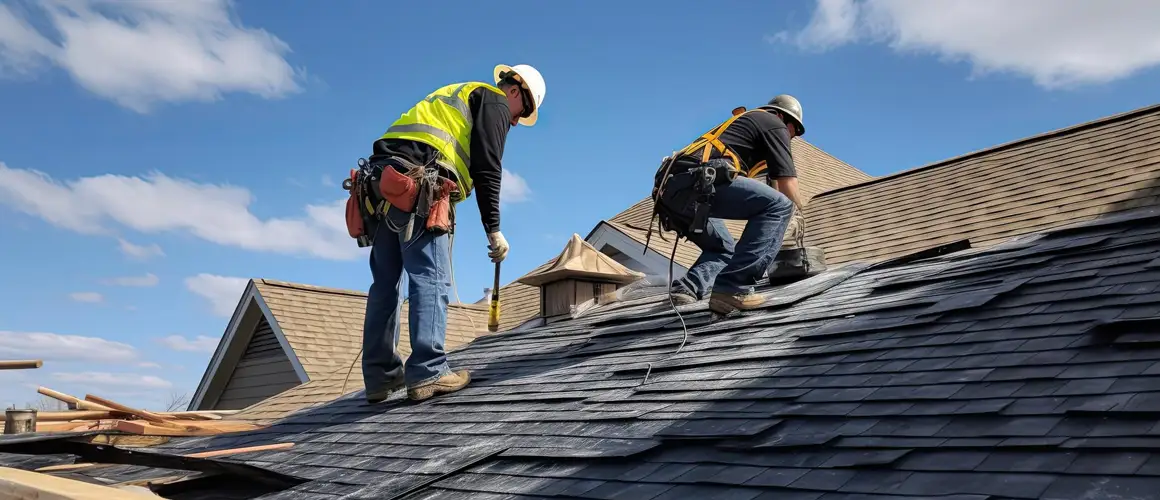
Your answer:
[190,279,490,419]
[495,138,873,331]
[14,206,1160,499]
[806,102,1160,265]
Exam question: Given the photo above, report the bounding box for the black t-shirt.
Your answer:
[370,86,511,234]
[703,109,797,178]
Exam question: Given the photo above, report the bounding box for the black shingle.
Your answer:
[742,467,810,488]
[7,209,1160,500]
[976,451,1077,473]
[1066,452,1149,475]
[1041,475,1160,500]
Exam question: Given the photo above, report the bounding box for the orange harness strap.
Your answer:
[677,106,771,174]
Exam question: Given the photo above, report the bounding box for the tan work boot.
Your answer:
[365,375,405,404]
[407,369,471,401]
[709,290,766,314]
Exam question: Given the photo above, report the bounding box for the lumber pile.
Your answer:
[1,387,254,437]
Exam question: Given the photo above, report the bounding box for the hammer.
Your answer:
[487,262,501,332]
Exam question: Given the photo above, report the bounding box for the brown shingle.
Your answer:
[806,103,1160,265]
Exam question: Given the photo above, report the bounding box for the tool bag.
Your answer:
[646,107,756,246]
[766,209,829,284]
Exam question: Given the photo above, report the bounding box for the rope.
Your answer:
[641,237,690,384]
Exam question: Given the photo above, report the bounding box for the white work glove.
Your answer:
[487,231,509,263]
[783,205,806,249]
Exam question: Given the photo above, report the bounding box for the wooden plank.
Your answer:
[33,421,118,433]
[0,465,161,499]
[0,360,41,370]
[35,411,120,422]
[184,442,294,459]
[37,387,114,412]
[83,395,176,427]
[115,420,263,437]
[157,411,220,421]
[83,434,171,447]
[33,463,103,473]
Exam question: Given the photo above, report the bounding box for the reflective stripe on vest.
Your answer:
[381,82,506,199]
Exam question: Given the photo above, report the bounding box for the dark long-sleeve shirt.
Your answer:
[370,86,512,234]
[716,109,797,179]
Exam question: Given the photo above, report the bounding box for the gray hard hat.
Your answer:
[764,94,805,137]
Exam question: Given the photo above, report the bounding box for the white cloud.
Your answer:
[500,169,531,204]
[118,238,164,259]
[185,274,248,317]
[157,334,219,353]
[137,361,162,369]
[0,331,137,363]
[103,273,159,287]
[69,291,103,303]
[0,162,361,260]
[51,372,172,390]
[774,0,1160,89]
[0,0,302,112]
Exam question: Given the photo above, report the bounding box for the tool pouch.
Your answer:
[344,169,364,239]
[768,246,828,285]
[379,164,420,213]
[343,166,376,247]
[426,178,458,234]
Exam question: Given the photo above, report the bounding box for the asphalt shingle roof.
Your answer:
[10,206,1160,499]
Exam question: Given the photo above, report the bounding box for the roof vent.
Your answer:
[518,234,645,320]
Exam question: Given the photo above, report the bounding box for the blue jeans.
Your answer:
[361,213,452,390]
[661,174,794,297]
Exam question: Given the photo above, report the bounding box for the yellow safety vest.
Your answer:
[380,81,506,201]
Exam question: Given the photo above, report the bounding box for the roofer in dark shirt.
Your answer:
[651,95,806,314]
[359,64,546,403]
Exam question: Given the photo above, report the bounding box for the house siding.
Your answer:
[214,316,300,410]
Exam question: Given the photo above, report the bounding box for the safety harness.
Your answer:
[646,107,770,249]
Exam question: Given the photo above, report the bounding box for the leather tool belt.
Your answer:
[343,156,459,246]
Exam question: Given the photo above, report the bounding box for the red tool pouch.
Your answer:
[379,166,420,213]
[426,178,459,233]
[344,169,365,238]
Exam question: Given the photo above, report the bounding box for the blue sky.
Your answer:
[2,0,1159,410]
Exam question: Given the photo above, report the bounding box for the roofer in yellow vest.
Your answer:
[360,64,546,403]
[651,95,806,314]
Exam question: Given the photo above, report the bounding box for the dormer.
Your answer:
[518,234,645,322]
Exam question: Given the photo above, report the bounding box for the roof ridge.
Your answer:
[814,101,1160,199]
[256,279,367,298]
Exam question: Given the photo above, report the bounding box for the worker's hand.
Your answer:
[784,205,806,248]
[487,231,509,263]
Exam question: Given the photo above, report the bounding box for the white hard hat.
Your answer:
[494,63,546,126]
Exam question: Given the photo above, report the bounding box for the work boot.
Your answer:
[365,375,405,404]
[709,290,766,314]
[408,370,471,402]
